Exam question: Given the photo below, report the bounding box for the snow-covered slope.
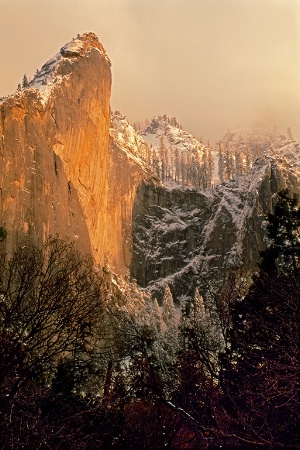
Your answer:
[110,113,216,191]
[130,127,300,301]
[110,111,156,176]
[0,33,110,107]
[109,115,300,302]
[217,127,300,186]
[142,115,215,190]
[142,115,207,156]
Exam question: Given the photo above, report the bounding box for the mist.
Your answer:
[1,0,299,143]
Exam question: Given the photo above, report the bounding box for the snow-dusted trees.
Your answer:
[192,288,207,326]
[207,147,214,188]
[218,142,224,183]
[159,136,167,181]
[161,286,176,326]
[174,147,180,182]
[179,288,224,379]
[152,147,161,178]
[123,124,131,146]
[217,138,259,183]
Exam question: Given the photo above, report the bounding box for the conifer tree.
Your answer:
[22,74,29,89]
[218,142,224,183]
[159,136,167,181]
[162,286,176,327]
[181,153,187,187]
[193,288,206,326]
[218,192,300,447]
[207,147,214,189]
[123,124,130,146]
[151,298,163,334]
[234,149,243,178]
[260,189,300,273]
[174,147,180,183]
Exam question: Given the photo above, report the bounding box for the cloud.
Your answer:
[1,0,299,142]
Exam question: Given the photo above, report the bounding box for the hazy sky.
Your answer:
[1,0,299,143]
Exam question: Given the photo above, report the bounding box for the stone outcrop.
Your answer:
[0,33,111,263]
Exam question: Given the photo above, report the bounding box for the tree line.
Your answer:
[111,113,272,191]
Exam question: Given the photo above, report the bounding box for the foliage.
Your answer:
[0,226,7,242]
[0,236,105,399]
[260,189,300,274]
[215,190,300,448]
[22,73,30,88]
[218,271,299,448]
[0,189,299,448]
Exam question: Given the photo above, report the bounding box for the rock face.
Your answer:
[0,35,299,301]
[106,138,154,275]
[0,33,111,263]
[130,133,300,300]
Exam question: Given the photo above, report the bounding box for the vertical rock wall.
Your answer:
[0,33,111,265]
[106,139,156,275]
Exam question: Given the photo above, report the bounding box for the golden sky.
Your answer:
[1,0,299,142]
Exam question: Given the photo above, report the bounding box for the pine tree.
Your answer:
[186,149,192,186]
[22,74,29,89]
[168,146,174,180]
[234,149,243,178]
[260,189,300,274]
[218,193,300,447]
[174,147,180,183]
[218,142,224,183]
[207,147,214,189]
[162,285,176,327]
[151,298,163,334]
[193,288,206,326]
[181,153,187,187]
[123,124,130,146]
[152,148,160,178]
[202,148,208,189]
[159,136,166,181]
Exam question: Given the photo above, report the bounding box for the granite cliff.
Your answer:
[1,34,299,301]
[0,33,111,263]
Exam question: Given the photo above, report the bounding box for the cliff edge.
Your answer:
[0,33,111,263]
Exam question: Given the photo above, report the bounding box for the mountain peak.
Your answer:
[0,32,110,106]
[144,114,183,134]
[60,32,110,62]
[30,32,110,96]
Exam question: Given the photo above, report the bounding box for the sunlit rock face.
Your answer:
[0,33,111,263]
[1,34,299,300]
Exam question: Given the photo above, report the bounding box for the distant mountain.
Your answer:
[110,112,215,191]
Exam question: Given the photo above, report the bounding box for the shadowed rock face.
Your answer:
[131,156,300,300]
[0,33,111,262]
[106,139,157,275]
